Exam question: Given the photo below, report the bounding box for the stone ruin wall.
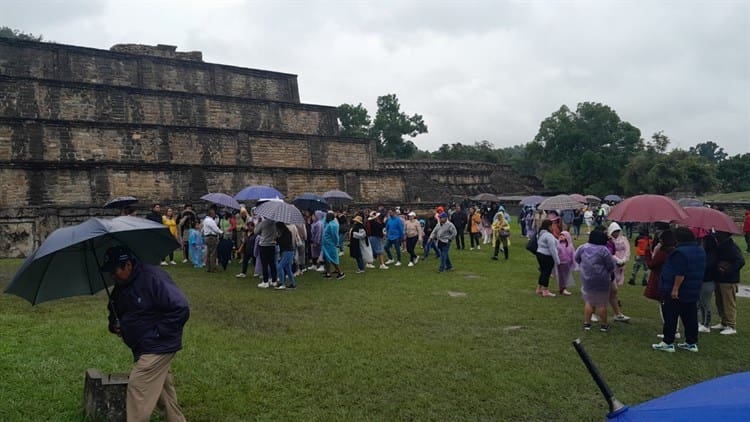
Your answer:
[0,38,538,258]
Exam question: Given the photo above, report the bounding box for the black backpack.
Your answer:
[525,233,539,254]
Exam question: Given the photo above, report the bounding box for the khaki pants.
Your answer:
[205,235,219,272]
[714,283,738,328]
[127,353,186,422]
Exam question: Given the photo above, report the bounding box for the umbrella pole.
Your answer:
[572,339,626,416]
[89,240,119,325]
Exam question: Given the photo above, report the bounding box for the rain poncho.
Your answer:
[575,239,615,307]
[322,217,340,265]
[556,231,576,289]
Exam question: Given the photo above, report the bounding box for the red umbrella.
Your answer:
[607,194,688,223]
[679,206,742,235]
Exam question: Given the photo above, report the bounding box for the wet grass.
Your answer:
[1,234,749,421]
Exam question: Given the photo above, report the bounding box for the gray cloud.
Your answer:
[2,0,748,154]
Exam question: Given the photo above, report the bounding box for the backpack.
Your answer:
[526,233,539,254]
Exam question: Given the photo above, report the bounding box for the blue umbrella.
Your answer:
[519,195,546,206]
[5,217,180,305]
[604,194,623,203]
[234,185,285,201]
[292,193,328,212]
[201,192,241,210]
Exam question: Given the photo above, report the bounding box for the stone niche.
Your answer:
[83,369,128,421]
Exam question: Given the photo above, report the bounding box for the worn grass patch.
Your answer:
[1,234,749,421]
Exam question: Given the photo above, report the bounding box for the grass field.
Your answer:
[1,234,749,421]
[701,191,750,202]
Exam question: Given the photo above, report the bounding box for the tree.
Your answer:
[716,153,750,192]
[0,27,44,41]
[689,141,727,163]
[370,94,427,158]
[671,150,717,195]
[337,103,371,138]
[528,102,644,196]
[646,131,670,153]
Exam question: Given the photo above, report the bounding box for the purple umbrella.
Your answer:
[234,185,285,201]
[201,193,241,210]
[519,195,545,206]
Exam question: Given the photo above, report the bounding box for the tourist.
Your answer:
[575,230,615,331]
[604,224,631,322]
[469,207,482,250]
[561,209,574,233]
[404,211,423,266]
[652,227,706,353]
[644,230,678,340]
[310,210,325,271]
[367,211,388,269]
[235,221,256,278]
[145,203,162,225]
[572,209,583,240]
[178,204,196,263]
[161,207,178,265]
[628,226,652,286]
[481,208,492,245]
[711,231,746,335]
[430,212,457,272]
[349,215,369,273]
[547,211,562,237]
[294,221,307,276]
[322,211,345,279]
[583,207,594,234]
[384,209,404,266]
[202,208,222,273]
[744,207,750,253]
[534,220,560,297]
[556,231,575,296]
[102,246,189,422]
[275,222,297,289]
[188,221,204,268]
[337,211,349,256]
[255,217,279,288]
[235,206,250,259]
[698,231,718,333]
[450,205,468,250]
[491,211,510,261]
[217,211,235,270]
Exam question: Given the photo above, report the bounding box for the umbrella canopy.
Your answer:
[254,201,306,225]
[679,206,742,235]
[608,372,750,421]
[538,194,584,211]
[569,193,587,203]
[604,194,623,203]
[292,193,329,212]
[519,195,546,206]
[471,193,500,202]
[322,190,353,201]
[103,196,138,209]
[5,217,180,305]
[201,192,241,210]
[677,198,704,207]
[585,194,602,202]
[607,194,688,223]
[234,185,285,201]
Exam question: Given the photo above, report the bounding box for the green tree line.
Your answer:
[340,98,749,196]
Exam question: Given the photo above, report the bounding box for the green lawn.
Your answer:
[702,191,750,202]
[1,234,749,421]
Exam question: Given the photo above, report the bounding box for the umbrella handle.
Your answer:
[90,239,120,325]
[572,339,626,416]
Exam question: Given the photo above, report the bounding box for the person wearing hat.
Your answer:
[367,211,389,269]
[349,214,370,273]
[404,211,424,266]
[384,209,405,267]
[606,222,631,322]
[430,212,457,272]
[102,245,190,422]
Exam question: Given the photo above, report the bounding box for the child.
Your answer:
[575,230,615,331]
[629,226,652,286]
[189,221,205,268]
[556,231,575,295]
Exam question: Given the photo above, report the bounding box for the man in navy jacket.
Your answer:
[103,246,190,422]
[652,227,706,353]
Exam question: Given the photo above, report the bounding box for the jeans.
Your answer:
[661,299,698,345]
[259,245,278,283]
[241,252,254,275]
[535,253,554,288]
[385,238,402,262]
[423,239,440,259]
[279,250,296,287]
[573,224,581,238]
[630,256,649,284]
[698,282,714,327]
[406,236,419,262]
[494,236,509,259]
[455,228,465,249]
[355,255,364,271]
[438,241,452,271]
[470,232,480,248]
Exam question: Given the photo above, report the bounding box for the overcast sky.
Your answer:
[4,0,749,154]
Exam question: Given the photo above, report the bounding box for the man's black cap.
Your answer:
[100,246,135,273]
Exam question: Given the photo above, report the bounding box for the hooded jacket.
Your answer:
[714,237,745,284]
[108,262,190,361]
[659,241,706,303]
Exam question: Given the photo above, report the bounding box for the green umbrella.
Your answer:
[5,216,180,305]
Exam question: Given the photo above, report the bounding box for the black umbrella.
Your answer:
[292,193,329,212]
[5,216,180,305]
[103,196,138,209]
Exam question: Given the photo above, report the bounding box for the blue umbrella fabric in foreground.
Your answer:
[234,185,285,201]
[608,372,750,421]
[5,217,180,305]
[201,192,241,210]
[254,201,306,225]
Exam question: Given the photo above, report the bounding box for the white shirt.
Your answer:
[202,215,223,236]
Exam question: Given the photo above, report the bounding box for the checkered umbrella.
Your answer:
[538,194,584,211]
[254,201,306,225]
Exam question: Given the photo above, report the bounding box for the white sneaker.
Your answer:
[339,251,344,256]
[408,262,414,267]
[307,265,317,270]
[160,261,168,266]
[477,245,481,250]
[470,247,474,251]
[270,281,279,288]
[414,256,419,264]
[182,259,188,263]
[257,282,269,288]
[591,314,599,322]
[614,314,631,322]
[720,327,737,335]
[170,261,177,265]
[253,273,260,278]
[379,264,389,270]
[275,284,286,290]
[366,263,375,269]
[385,259,395,265]
[355,269,365,274]
[316,266,325,272]
[235,273,246,278]
[698,324,711,333]
[711,323,727,330]
[394,261,402,267]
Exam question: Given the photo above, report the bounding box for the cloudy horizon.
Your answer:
[3,0,749,155]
